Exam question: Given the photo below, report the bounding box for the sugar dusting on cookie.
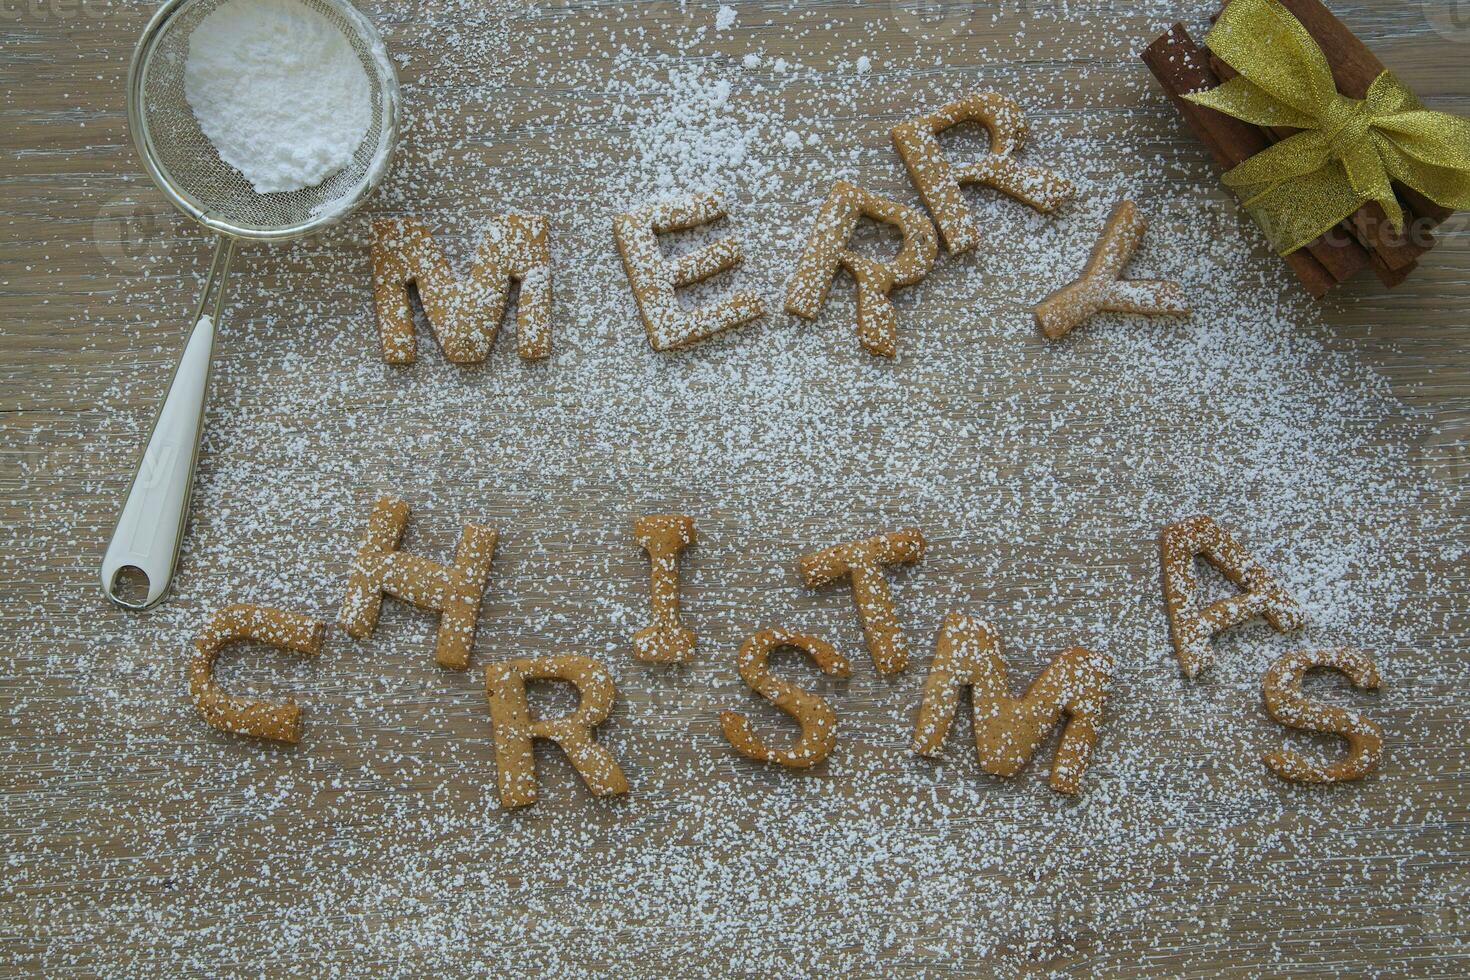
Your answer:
[8,0,1468,974]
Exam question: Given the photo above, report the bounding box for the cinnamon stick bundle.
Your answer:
[1143,0,1455,296]
[1141,25,1336,297]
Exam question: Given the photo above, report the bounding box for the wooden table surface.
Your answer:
[3,0,1468,975]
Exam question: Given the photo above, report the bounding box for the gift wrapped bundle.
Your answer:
[1142,0,1470,296]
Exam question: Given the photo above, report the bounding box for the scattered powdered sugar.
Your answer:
[6,0,1469,974]
[184,0,373,193]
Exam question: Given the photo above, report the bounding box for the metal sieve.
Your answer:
[101,0,399,610]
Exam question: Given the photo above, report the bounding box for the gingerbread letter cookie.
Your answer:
[891,92,1075,254]
[911,614,1112,794]
[1262,649,1382,784]
[1032,200,1189,340]
[613,193,766,351]
[190,603,325,744]
[1159,514,1305,679]
[484,654,630,808]
[338,494,497,670]
[784,181,938,357]
[632,514,697,664]
[798,527,925,676]
[719,628,852,768]
[371,214,552,365]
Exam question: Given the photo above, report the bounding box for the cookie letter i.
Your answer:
[632,514,697,664]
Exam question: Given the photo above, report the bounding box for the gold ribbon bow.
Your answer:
[1184,0,1470,254]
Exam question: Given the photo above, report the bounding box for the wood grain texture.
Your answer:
[2,0,1468,975]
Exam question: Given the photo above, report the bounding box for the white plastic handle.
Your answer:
[100,313,217,609]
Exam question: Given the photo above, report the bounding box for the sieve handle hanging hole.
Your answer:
[102,236,234,610]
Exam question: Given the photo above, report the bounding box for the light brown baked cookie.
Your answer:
[1262,649,1382,784]
[632,514,697,664]
[338,494,497,670]
[891,91,1075,254]
[190,603,325,744]
[484,654,630,808]
[371,214,552,365]
[1033,200,1189,340]
[719,628,852,768]
[911,614,1112,795]
[1159,514,1305,679]
[613,193,766,351]
[783,180,938,358]
[798,527,925,676]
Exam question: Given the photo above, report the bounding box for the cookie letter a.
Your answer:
[1262,649,1382,784]
[720,629,851,768]
[485,655,630,808]
[371,215,553,364]
[798,528,925,675]
[891,92,1074,253]
[911,614,1112,794]
[190,603,325,744]
[339,495,497,670]
[613,193,766,351]
[1159,514,1305,679]
[784,181,938,357]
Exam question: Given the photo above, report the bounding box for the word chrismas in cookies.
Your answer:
[187,507,1383,804]
[371,215,552,364]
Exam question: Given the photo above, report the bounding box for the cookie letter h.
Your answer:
[339,495,497,670]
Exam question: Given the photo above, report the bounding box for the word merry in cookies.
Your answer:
[368,91,1190,365]
[189,502,1383,809]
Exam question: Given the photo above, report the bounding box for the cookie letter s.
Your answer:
[1262,649,1382,784]
[719,629,851,768]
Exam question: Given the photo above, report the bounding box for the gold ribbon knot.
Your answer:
[1183,0,1470,254]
